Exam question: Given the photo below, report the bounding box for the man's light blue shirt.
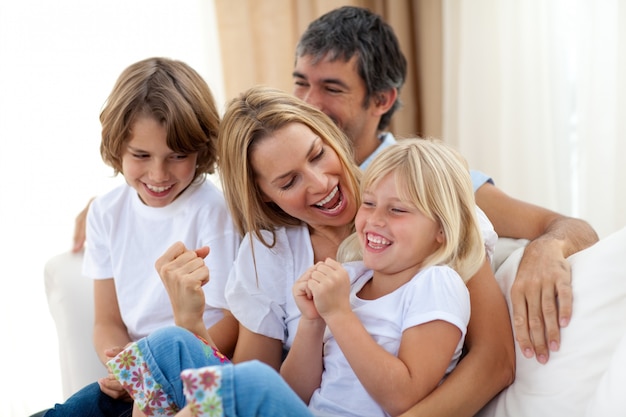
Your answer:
[360,133,494,193]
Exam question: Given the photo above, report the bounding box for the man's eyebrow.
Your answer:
[292,71,349,89]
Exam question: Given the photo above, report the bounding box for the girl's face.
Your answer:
[250,122,357,229]
[121,116,198,207]
[356,172,444,278]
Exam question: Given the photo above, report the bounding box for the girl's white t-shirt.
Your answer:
[309,262,470,417]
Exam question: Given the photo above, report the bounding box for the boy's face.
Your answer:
[121,116,198,207]
[293,54,379,148]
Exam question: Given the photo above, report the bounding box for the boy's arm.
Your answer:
[475,182,598,362]
[93,279,131,365]
[93,278,133,400]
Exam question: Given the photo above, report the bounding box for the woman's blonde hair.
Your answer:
[218,86,361,247]
[100,57,220,181]
[339,138,484,281]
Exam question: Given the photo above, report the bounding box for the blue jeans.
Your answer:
[124,326,311,416]
[38,382,132,417]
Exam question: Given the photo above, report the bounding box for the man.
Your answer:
[288,6,598,416]
[68,5,598,417]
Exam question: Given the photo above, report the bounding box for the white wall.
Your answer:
[0,1,224,415]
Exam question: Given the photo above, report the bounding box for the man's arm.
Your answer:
[72,197,95,252]
[475,182,599,363]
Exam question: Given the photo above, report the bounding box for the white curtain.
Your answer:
[0,1,223,415]
[443,0,625,238]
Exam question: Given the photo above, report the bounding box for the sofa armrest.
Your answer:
[44,251,104,399]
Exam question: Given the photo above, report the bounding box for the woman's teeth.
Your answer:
[315,186,338,207]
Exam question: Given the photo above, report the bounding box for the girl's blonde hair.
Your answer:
[218,86,361,246]
[100,57,220,181]
[339,138,485,281]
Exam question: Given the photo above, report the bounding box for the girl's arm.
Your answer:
[327,311,462,416]
[398,260,516,417]
[280,270,326,402]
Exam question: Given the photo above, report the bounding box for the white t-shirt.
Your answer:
[83,180,240,341]
[225,213,494,349]
[309,262,470,417]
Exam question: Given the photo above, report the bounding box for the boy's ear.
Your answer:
[373,88,398,115]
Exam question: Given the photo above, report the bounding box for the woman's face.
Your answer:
[250,122,357,229]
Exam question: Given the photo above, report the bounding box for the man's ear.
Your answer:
[373,88,398,115]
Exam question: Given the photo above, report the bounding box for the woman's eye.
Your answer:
[312,148,325,161]
[280,178,296,191]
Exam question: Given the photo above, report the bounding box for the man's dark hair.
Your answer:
[296,6,407,131]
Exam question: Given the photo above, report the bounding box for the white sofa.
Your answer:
[44,230,626,415]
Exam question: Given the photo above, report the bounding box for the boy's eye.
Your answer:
[132,153,149,159]
[172,154,188,160]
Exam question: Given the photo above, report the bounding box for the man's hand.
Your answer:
[72,197,95,253]
[510,240,572,364]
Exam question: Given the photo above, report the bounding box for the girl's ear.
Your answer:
[436,227,446,244]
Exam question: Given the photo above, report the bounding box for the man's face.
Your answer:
[293,54,378,147]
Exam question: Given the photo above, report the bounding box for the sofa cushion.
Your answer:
[478,226,626,417]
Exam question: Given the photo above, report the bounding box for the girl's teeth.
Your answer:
[315,186,338,207]
[367,233,390,245]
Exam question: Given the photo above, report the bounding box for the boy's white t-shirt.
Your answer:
[309,262,470,417]
[83,180,240,341]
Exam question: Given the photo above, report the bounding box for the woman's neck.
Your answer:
[309,224,353,263]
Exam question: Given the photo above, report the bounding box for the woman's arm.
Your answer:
[398,260,516,417]
[232,325,284,371]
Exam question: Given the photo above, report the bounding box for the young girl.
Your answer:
[38,57,240,417]
[109,135,487,417]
